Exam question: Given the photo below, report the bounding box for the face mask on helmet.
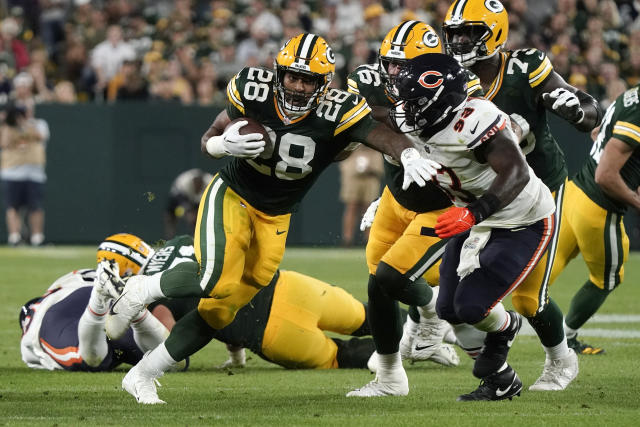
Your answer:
[379,21,442,101]
[96,233,155,276]
[391,53,468,134]
[443,24,492,66]
[443,0,509,66]
[274,33,335,116]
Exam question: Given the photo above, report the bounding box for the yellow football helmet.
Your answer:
[443,0,509,66]
[274,33,335,114]
[379,21,442,97]
[96,233,155,276]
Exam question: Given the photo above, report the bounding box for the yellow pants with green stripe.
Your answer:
[195,175,290,330]
[261,271,366,369]
[366,186,449,283]
[548,180,629,290]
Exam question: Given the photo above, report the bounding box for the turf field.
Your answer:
[1,245,639,426]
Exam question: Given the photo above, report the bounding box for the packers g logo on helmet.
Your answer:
[443,0,509,66]
[378,21,442,98]
[96,233,155,276]
[274,33,335,115]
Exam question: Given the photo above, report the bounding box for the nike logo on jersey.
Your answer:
[495,376,517,397]
[414,344,434,351]
[470,122,479,134]
[276,229,287,235]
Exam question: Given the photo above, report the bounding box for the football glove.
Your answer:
[94,260,126,300]
[360,197,380,231]
[206,120,265,159]
[542,88,584,124]
[400,148,441,190]
[435,207,476,238]
[218,348,246,369]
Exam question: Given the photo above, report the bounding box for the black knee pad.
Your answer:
[374,262,411,300]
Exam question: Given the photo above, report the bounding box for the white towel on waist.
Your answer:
[457,226,492,279]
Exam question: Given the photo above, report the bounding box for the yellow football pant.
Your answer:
[261,271,366,369]
[195,175,290,330]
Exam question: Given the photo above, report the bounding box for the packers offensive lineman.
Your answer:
[442,0,602,391]
[352,53,555,401]
[106,33,439,404]
[545,84,640,355]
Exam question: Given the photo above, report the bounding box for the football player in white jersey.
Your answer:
[348,53,556,400]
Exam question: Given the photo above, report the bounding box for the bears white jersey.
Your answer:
[414,98,554,228]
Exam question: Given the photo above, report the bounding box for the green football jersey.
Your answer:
[484,49,567,192]
[142,235,196,276]
[220,66,377,215]
[574,85,640,214]
[346,63,482,212]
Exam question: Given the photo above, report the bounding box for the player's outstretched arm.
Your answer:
[595,138,640,212]
[363,122,440,189]
[537,71,603,133]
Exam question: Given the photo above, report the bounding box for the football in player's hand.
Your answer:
[225,117,271,145]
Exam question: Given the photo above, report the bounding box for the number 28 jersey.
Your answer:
[415,98,555,228]
[219,66,377,215]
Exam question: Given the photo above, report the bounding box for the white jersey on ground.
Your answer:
[408,97,555,228]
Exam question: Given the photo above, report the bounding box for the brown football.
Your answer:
[225,117,271,144]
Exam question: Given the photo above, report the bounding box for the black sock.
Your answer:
[165,309,217,361]
[334,337,376,368]
[526,297,565,347]
[367,275,403,354]
[565,280,611,331]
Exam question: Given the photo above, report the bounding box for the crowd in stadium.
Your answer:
[0,0,637,107]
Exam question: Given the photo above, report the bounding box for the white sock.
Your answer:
[474,303,509,333]
[453,323,487,359]
[417,286,439,319]
[8,232,21,245]
[78,308,108,367]
[132,310,170,352]
[87,288,109,315]
[543,337,572,360]
[140,272,165,304]
[564,320,578,339]
[139,343,178,378]
[30,233,45,246]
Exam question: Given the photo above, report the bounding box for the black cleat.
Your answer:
[473,310,522,378]
[568,335,605,355]
[457,366,523,401]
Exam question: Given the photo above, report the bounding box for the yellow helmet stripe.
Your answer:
[296,33,318,64]
[450,0,469,21]
[335,98,370,136]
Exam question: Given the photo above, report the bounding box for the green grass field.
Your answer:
[1,246,639,426]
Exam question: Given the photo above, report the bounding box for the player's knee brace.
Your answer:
[374,262,411,300]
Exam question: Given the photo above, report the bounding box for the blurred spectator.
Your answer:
[383,0,433,29]
[108,58,149,102]
[149,72,181,103]
[339,146,383,247]
[53,80,78,103]
[250,0,283,40]
[165,168,213,239]
[39,0,67,62]
[0,18,30,72]
[90,24,135,100]
[0,104,49,246]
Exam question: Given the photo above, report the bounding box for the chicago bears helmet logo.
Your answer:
[418,71,444,89]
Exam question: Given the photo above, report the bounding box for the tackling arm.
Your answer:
[594,138,640,212]
[537,71,602,132]
[200,110,232,157]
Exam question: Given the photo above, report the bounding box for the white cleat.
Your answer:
[399,317,418,360]
[411,315,450,361]
[367,351,379,373]
[427,343,460,367]
[106,275,147,340]
[346,370,409,397]
[122,364,166,404]
[529,350,579,391]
